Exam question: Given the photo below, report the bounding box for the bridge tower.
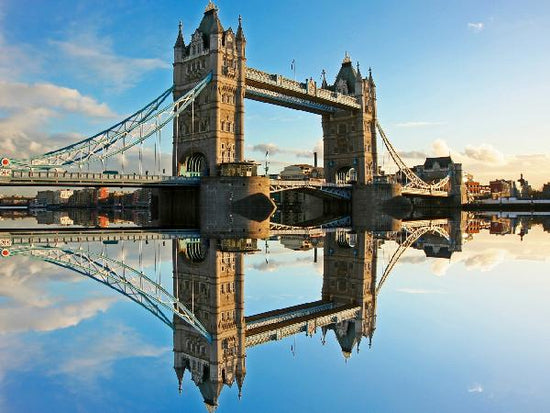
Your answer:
[173,237,248,409]
[322,55,377,185]
[322,230,378,355]
[173,1,246,176]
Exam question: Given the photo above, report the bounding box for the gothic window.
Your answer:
[221,121,225,131]
[192,45,196,55]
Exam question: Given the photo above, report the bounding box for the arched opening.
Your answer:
[336,166,357,184]
[179,152,208,177]
[179,239,209,263]
[336,230,357,248]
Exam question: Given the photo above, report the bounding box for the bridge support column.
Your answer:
[200,175,274,238]
[352,183,403,231]
[173,5,246,177]
[323,57,377,185]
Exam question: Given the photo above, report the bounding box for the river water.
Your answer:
[0,212,548,413]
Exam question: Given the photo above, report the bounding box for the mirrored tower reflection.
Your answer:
[173,230,378,410]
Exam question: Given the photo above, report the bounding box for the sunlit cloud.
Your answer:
[429,139,550,187]
[468,22,485,33]
[0,81,116,118]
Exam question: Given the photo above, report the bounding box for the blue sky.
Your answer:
[1,0,549,186]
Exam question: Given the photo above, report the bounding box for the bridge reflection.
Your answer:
[0,216,465,411]
[172,220,462,411]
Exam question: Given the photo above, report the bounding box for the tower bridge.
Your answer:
[0,0,463,206]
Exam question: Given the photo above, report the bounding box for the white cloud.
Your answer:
[394,121,444,128]
[249,139,323,170]
[464,143,505,164]
[51,31,170,92]
[395,288,445,294]
[53,325,169,384]
[468,22,485,33]
[427,139,550,188]
[463,249,506,272]
[468,383,484,393]
[0,81,115,117]
[0,297,117,334]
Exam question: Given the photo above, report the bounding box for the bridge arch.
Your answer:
[179,238,209,264]
[336,230,357,249]
[336,166,357,184]
[179,152,209,177]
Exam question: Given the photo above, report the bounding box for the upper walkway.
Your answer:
[246,67,362,114]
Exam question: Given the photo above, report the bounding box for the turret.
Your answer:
[174,21,185,63]
[355,62,363,98]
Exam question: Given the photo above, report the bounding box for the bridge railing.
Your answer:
[0,170,200,185]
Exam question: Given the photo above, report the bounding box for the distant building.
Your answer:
[517,174,532,199]
[489,179,513,199]
[68,189,98,207]
[409,156,461,191]
[543,183,550,198]
[465,179,490,198]
[280,164,324,180]
[490,218,512,235]
[97,187,109,202]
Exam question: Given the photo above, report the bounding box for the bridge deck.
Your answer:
[0,170,200,188]
[0,228,201,247]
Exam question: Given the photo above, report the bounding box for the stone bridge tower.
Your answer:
[173,1,246,176]
[322,55,377,185]
[173,237,249,410]
[322,230,378,356]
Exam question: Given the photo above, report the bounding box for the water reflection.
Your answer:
[0,211,550,411]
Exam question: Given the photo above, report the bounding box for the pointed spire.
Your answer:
[237,14,245,40]
[321,69,328,88]
[356,62,362,81]
[174,20,185,48]
[175,365,185,394]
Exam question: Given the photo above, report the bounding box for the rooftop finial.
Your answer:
[205,0,217,12]
[178,20,182,32]
[343,51,351,64]
[238,14,242,27]
[369,66,372,77]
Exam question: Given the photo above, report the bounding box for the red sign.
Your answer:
[1,158,10,167]
[1,249,10,257]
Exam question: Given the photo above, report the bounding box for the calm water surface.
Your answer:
[0,213,549,413]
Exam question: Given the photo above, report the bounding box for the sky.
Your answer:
[0,0,549,187]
